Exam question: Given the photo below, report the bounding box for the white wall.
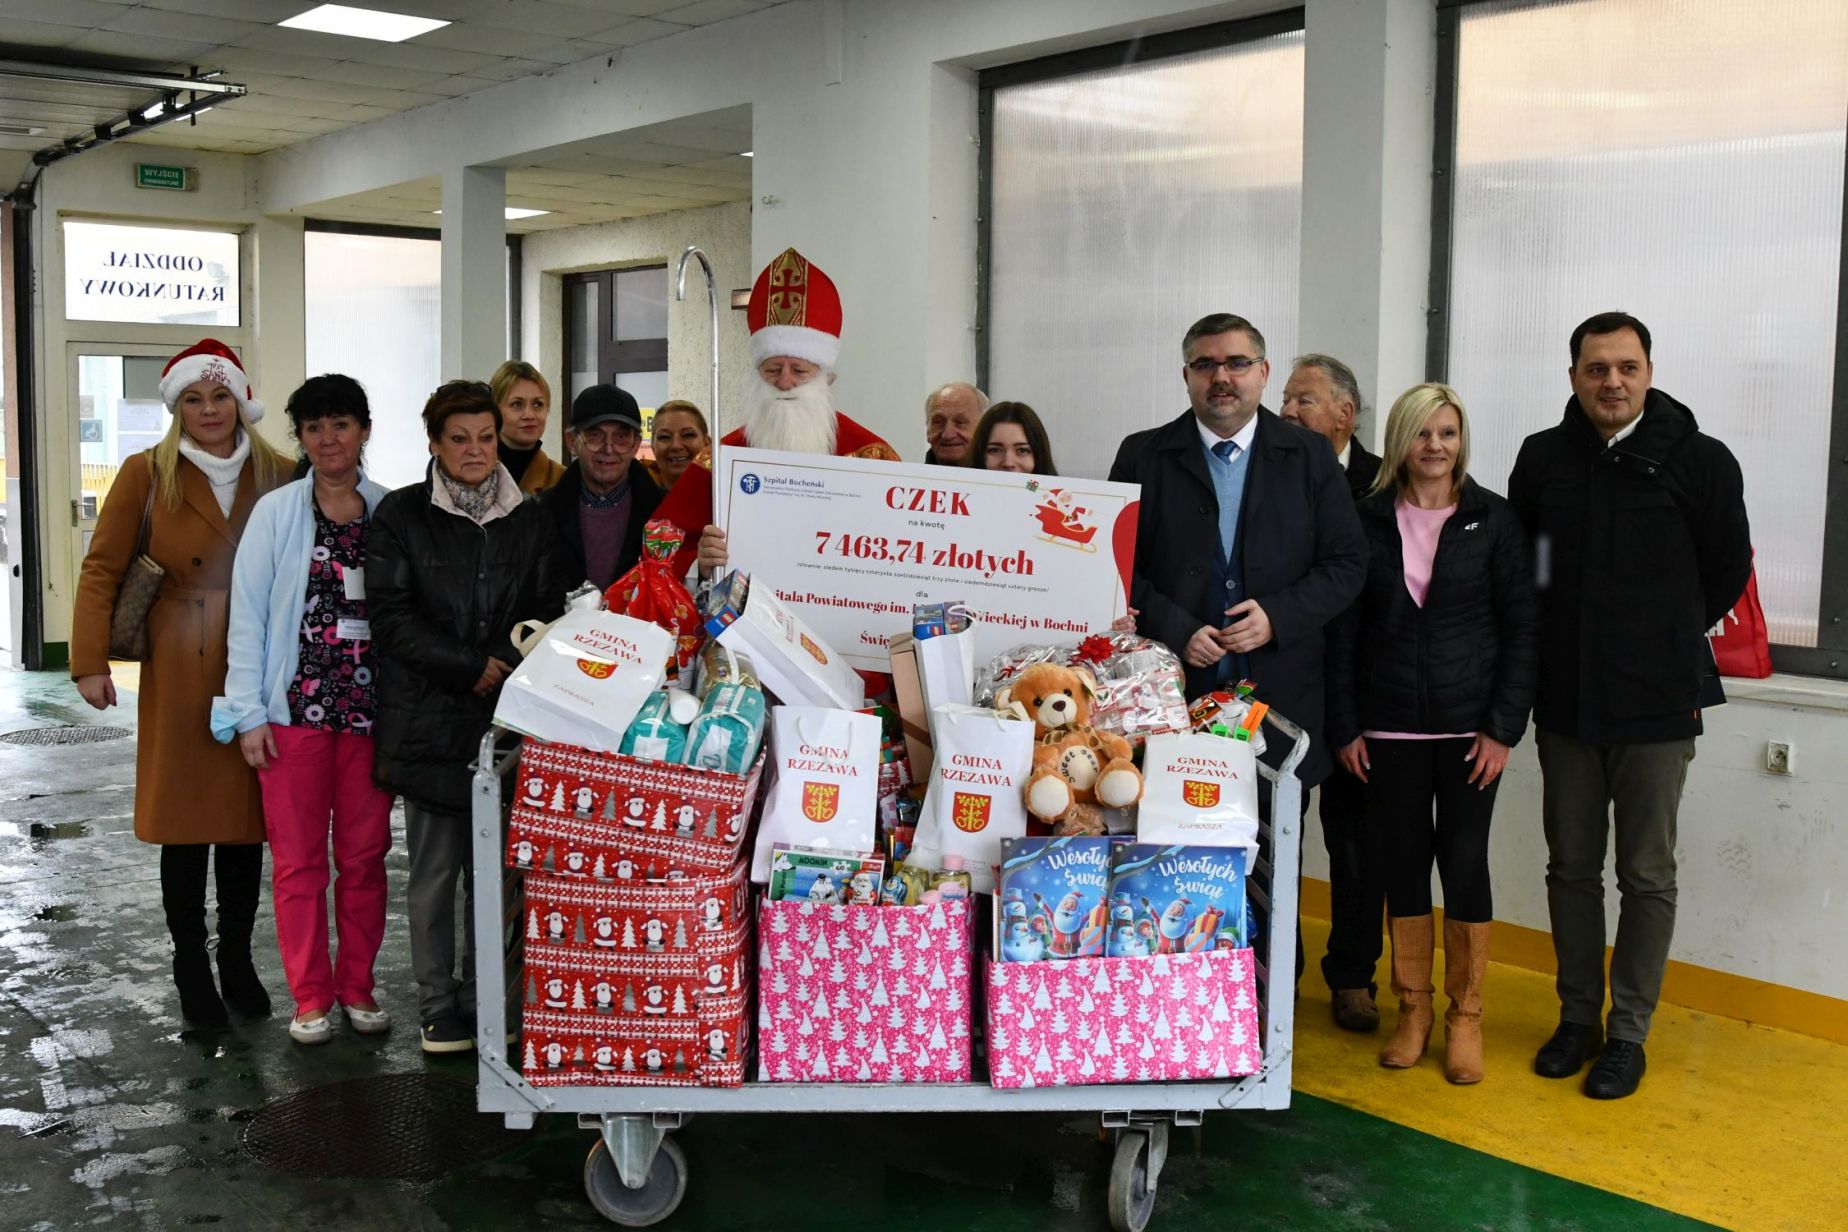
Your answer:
[1304,678,1848,1001]
[32,143,303,657]
[520,201,752,448]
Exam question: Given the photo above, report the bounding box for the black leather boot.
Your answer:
[213,843,272,1018]
[161,845,227,1029]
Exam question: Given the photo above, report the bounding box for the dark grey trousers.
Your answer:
[1537,730,1696,1044]
[404,801,476,1027]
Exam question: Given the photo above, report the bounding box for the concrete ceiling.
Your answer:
[0,0,764,226]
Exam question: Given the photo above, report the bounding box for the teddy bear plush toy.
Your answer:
[994,662,1143,835]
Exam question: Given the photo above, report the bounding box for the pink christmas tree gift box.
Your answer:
[984,949,1262,1089]
[757,899,973,1084]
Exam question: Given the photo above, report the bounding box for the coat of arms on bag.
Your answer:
[799,633,828,665]
[1181,779,1220,809]
[576,658,615,679]
[800,781,839,822]
[952,791,991,833]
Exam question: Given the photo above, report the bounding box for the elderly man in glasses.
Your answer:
[1110,313,1366,955]
[540,384,665,591]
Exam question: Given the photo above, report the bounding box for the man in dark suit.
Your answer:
[1110,313,1367,978]
[1281,353,1385,1032]
[541,384,665,592]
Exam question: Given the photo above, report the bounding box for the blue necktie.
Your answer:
[1211,440,1240,562]
[1210,438,1244,686]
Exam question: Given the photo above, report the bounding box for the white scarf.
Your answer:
[178,428,251,518]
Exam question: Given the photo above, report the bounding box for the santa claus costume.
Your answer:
[723,247,898,461]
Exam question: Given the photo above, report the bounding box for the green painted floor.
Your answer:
[0,671,1716,1229]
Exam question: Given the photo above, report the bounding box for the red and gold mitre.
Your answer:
[746,247,843,369]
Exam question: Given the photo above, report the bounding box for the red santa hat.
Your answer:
[159,338,265,425]
[747,247,842,370]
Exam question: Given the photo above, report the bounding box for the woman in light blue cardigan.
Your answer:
[216,374,393,1047]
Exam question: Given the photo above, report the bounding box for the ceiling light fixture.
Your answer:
[0,121,47,137]
[431,208,551,220]
[740,150,753,157]
[280,4,449,43]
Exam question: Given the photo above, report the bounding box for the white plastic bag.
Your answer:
[914,623,977,718]
[493,610,673,753]
[751,706,883,882]
[909,704,1034,894]
[706,571,864,710]
[1137,732,1261,851]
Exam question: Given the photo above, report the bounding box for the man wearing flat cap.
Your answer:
[541,383,665,591]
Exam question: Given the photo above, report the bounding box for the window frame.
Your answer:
[1424,0,1848,679]
[561,264,670,392]
[302,218,523,360]
[973,7,1308,391]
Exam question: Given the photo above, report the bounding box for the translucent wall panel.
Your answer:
[988,32,1305,481]
[1449,0,1848,647]
[305,231,442,491]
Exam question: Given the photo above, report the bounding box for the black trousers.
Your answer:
[1318,765,1385,992]
[159,842,264,952]
[1364,737,1496,923]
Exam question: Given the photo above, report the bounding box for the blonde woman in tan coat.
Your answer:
[72,339,292,1029]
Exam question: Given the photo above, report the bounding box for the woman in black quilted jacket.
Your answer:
[368,380,570,1054]
[1327,382,1537,1086]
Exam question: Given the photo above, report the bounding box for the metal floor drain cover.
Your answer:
[243,1073,524,1181]
[0,725,131,746]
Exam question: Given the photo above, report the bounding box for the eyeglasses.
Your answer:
[578,427,638,452]
[1188,356,1264,376]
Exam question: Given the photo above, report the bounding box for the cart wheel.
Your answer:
[1107,1128,1161,1232]
[583,1135,687,1227]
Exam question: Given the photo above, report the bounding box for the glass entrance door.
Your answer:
[68,344,190,572]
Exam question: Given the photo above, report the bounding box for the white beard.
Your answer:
[740,373,837,454]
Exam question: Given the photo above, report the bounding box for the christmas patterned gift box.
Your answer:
[983,949,1261,1089]
[518,859,755,1088]
[519,932,753,1088]
[756,899,973,1084]
[507,736,765,880]
[523,859,753,956]
[521,1003,749,1088]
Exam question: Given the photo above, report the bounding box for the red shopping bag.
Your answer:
[605,519,705,683]
[1709,556,1772,679]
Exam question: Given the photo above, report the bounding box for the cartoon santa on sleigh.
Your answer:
[1031,489,1100,553]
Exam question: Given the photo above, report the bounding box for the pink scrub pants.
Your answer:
[258,724,394,1016]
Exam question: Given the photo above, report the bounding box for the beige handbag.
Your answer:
[106,478,165,661]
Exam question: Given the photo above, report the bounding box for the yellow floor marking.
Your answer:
[1293,916,1848,1232]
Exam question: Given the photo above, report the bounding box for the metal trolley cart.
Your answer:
[469,711,1307,1231]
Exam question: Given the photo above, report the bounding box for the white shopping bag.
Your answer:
[493,610,673,753]
[706,571,865,710]
[1137,731,1261,851]
[752,706,883,883]
[913,623,978,720]
[909,704,1034,894]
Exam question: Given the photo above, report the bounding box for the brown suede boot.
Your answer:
[1378,915,1435,1068]
[1443,919,1491,1085]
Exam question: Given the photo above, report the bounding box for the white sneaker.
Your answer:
[343,1002,392,1035]
[289,1011,334,1045]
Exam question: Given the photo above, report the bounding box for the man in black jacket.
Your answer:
[1508,312,1750,1100]
[542,385,665,592]
[1110,315,1367,984]
[1111,317,1367,782]
[1282,353,1386,1031]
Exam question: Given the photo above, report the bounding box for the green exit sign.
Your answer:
[135,163,190,191]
